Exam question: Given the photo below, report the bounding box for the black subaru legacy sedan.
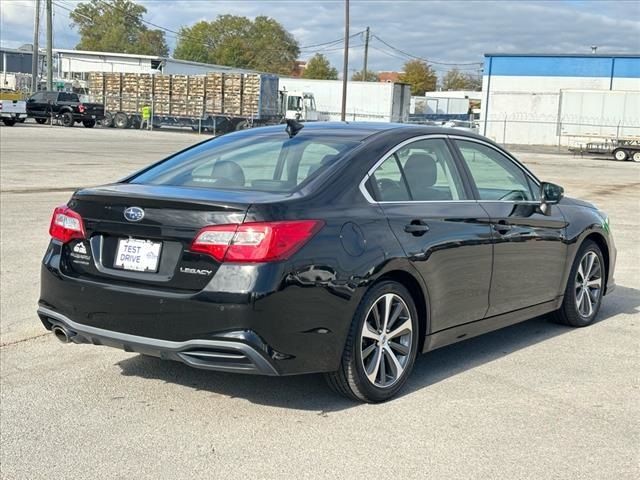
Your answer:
[39,122,616,402]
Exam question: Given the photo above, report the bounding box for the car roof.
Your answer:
[234,121,485,142]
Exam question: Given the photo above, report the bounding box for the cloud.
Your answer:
[1,0,638,74]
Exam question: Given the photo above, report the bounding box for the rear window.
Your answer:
[130,132,359,193]
[58,92,79,102]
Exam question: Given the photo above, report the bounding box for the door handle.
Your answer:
[493,222,512,235]
[404,221,430,236]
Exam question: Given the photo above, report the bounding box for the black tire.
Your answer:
[632,151,640,163]
[101,112,113,128]
[613,148,628,161]
[235,120,250,131]
[17,117,26,123]
[113,112,130,129]
[552,240,605,327]
[82,119,96,128]
[35,117,48,125]
[325,280,420,403]
[61,111,74,127]
[2,118,16,126]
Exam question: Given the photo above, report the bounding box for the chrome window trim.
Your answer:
[358,134,468,205]
[358,133,543,205]
[448,135,541,188]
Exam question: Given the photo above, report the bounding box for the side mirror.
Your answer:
[540,181,564,205]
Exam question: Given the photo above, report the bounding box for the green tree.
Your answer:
[441,68,482,91]
[69,0,168,56]
[302,54,338,80]
[398,59,437,95]
[351,70,379,81]
[174,15,299,74]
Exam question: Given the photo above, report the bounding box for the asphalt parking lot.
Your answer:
[1,123,638,479]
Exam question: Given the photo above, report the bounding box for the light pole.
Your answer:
[340,0,349,121]
[46,0,53,91]
[31,0,40,92]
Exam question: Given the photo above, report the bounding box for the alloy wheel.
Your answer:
[574,251,602,318]
[360,293,413,388]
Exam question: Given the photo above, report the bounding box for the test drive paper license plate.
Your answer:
[114,238,162,272]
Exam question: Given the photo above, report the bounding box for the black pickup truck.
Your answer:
[26,91,105,128]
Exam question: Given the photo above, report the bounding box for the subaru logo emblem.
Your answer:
[124,206,144,222]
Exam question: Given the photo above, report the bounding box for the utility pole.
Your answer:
[340,0,349,121]
[46,0,53,91]
[363,26,370,82]
[31,0,41,93]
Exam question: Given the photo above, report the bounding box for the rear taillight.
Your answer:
[49,205,85,243]
[78,104,85,113]
[191,220,324,263]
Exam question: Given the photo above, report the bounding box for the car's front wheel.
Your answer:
[326,281,419,402]
[553,240,605,327]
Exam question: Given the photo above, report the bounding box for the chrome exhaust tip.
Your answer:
[52,325,71,344]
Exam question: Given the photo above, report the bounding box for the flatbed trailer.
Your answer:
[88,72,281,133]
[569,138,640,162]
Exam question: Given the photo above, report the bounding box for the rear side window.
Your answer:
[131,132,359,193]
[58,92,79,102]
[368,138,465,202]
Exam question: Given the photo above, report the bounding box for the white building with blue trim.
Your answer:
[481,54,640,146]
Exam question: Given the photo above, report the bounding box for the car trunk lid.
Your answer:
[62,183,282,291]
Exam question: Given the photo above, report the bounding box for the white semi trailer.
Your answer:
[278,78,411,123]
[561,90,640,161]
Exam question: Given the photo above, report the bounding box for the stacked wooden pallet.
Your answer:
[103,73,122,112]
[121,73,140,112]
[205,73,224,115]
[223,74,243,115]
[137,74,153,108]
[86,71,265,119]
[187,76,205,117]
[153,75,171,115]
[242,74,261,117]
[87,73,105,94]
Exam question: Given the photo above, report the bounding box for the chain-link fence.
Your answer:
[480,117,640,151]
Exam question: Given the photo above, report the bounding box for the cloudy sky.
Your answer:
[1,0,639,74]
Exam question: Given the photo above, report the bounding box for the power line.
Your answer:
[299,30,365,49]
[372,34,483,67]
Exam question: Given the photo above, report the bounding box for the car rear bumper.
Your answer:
[39,240,356,375]
[38,306,279,375]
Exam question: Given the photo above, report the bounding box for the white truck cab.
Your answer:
[281,90,319,121]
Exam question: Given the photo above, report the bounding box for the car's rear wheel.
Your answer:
[61,111,74,127]
[325,281,419,402]
[35,118,48,125]
[553,240,604,327]
[82,119,96,128]
[632,151,640,163]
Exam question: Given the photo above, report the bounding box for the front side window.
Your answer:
[131,132,359,193]
[368,138,465,202]
[455,140,537,201]
[287,96,301,111]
